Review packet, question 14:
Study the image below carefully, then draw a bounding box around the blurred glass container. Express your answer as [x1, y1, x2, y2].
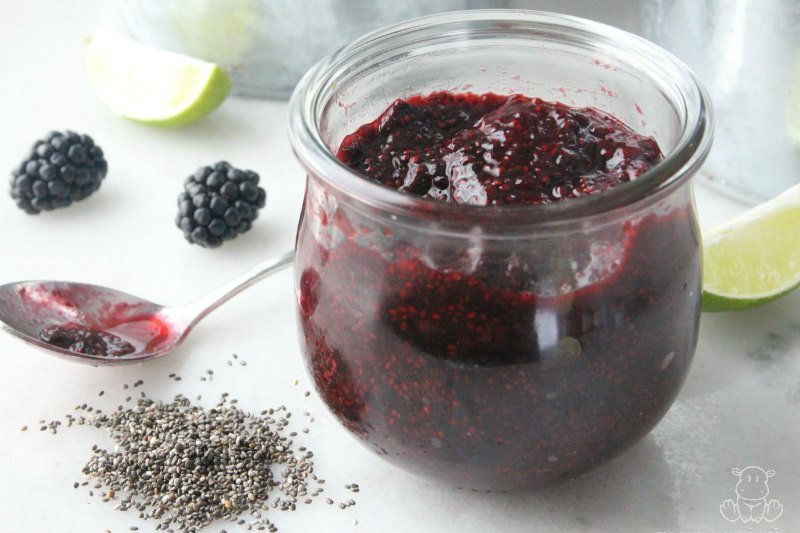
[642, 0, 800, 202]
[506, 0, 643, 33]
[117, 0, 498, 100]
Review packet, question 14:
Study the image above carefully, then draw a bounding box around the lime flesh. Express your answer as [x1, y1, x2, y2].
[86, 28, 231, 127]
[702, 183, 800, 311]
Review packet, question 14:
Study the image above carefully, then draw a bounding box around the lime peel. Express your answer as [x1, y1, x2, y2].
[85, 28, 231, 127]
[702, 183, 800, 312]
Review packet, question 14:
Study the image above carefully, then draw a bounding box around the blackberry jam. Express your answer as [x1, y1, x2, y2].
[337, 92, 662, 206]
[38, 324, 135, 357]
[289, 10, 713, 490]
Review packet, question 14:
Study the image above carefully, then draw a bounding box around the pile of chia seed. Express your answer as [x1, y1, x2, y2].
[33, 373, 359, 532]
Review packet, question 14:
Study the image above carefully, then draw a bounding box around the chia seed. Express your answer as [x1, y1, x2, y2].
[33, 370, 360, 531]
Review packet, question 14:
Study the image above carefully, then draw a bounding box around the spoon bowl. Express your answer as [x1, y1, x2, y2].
[0, 281, 175, 365]
[0, 250, 293, 365]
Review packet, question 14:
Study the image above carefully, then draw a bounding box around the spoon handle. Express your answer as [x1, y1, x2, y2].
[179, 250, 294, 328]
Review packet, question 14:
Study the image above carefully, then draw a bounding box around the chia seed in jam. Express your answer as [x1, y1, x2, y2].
[295, 92, 701, 489]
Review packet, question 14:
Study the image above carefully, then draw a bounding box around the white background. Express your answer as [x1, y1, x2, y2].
[1, 2, 799, 532]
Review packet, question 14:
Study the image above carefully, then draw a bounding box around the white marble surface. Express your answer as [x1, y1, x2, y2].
[1, 2, 799, 532]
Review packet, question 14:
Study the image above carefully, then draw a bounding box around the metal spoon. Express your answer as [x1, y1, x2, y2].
[0, 250, 294, 366]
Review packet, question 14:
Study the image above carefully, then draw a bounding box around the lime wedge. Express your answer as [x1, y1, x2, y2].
[702, 183, 800, 311]
[85, 28, 231, 127]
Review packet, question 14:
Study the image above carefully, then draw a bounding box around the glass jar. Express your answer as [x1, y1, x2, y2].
[288, 10, 713, 490]
[116, 0, 497, 99]
[642, 0, 800, 203]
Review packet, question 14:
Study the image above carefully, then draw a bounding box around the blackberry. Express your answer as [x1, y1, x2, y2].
[177, 161, 266, 248]
[9, 130, 108, 214]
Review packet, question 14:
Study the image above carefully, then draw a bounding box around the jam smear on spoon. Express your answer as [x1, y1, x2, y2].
[38, 324, 136, 357]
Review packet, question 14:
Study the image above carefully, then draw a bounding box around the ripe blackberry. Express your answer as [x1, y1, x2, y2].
[177, 161, 267, 248]
[9, 130, 108, 214]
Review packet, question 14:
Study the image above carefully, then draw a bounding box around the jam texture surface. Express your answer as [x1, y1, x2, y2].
[337, 92, 662, 205]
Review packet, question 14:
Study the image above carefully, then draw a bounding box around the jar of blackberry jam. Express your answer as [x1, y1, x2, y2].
[288, 10, 713, 490]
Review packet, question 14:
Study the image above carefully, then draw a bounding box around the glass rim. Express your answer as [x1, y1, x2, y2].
[288, 9, 714, 227]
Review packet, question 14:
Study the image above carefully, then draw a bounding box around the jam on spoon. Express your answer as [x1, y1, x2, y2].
[38, 324, 136, 357]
